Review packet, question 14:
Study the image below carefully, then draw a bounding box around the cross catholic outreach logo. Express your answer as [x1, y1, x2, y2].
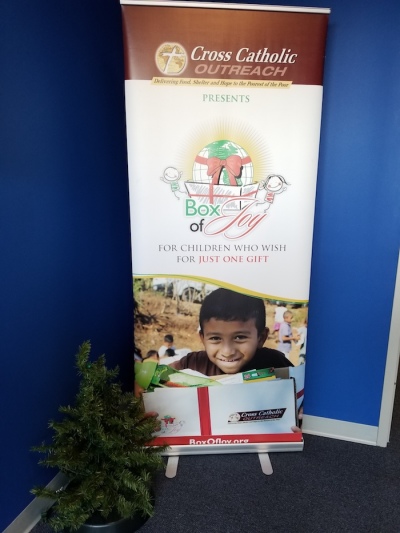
[155, 42, 188, 75]
[155, 40, 297, 78]
[228, 408, 287, 423]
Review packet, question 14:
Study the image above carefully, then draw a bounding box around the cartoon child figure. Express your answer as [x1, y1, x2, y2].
[251, 174, 289, 214]
[160, 167, 187, 199]
[257, 174, 288, 202]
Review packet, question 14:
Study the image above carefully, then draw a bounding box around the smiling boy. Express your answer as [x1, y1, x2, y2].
[170, 288, 292, 376]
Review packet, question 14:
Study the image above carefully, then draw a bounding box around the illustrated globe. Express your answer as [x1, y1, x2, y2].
[192, 140, 253, 186]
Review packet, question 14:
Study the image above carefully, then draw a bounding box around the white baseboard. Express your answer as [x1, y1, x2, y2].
[302, 414, 380, 446]
[3, 472, 68, 533]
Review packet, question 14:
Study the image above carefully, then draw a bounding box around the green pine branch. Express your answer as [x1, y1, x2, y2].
[31, 341, 167, 532]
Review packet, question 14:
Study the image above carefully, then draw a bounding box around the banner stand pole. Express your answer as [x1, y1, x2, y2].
[164, 453, 274, 478]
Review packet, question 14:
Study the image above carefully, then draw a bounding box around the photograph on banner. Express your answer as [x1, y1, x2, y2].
[133, 277, 306, 444]
[133, 276, 307, 368]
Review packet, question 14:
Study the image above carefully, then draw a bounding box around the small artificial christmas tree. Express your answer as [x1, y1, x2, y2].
[31, 341, 166, 532]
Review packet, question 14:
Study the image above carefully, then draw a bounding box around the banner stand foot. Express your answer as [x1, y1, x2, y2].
[166, 453, 273, 477]
[165, 456, 179, 478]
[258, 453, 273, 475]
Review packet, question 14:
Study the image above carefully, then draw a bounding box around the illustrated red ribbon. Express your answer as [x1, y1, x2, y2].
[206, 155, 242, 185]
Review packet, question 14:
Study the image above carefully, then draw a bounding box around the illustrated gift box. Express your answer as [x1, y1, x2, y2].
[184, 181, 259, 211]
[143, 378, 301, 447]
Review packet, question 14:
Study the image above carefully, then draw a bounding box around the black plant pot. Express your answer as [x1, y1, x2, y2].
[65, 512, 149, 533]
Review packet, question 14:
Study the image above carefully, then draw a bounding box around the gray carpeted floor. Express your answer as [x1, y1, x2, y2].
[31, 377, 400, 533]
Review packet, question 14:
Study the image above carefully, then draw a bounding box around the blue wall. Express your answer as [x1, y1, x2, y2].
[273, 0, 400, 426]
[1, 0, 399, 529]
[0, 0, 134, 529]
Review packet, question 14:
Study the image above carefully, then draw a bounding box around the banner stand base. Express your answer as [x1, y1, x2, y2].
[258, 453, 274, 475]
[165, 456, 179, 478]
[162, 441, 303, 477]
[165, 452, 275, 478]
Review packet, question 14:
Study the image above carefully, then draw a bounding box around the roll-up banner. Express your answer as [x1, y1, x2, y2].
[121, 1, 329, 454]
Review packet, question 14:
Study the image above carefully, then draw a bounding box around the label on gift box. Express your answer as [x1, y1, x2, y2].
[228, 408, 286, 424]
[209, 379, 296, 435]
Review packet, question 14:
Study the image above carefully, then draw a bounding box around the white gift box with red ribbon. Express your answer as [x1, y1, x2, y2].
[143, 377, 301, 447]
[185, 181, 259, 210]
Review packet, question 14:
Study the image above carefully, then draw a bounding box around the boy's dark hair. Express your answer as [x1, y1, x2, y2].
[199, 288, 266, 335]
[164, 334, 174, 343]
[165, 348, 176, 357]
[143, 350, 159, 360]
